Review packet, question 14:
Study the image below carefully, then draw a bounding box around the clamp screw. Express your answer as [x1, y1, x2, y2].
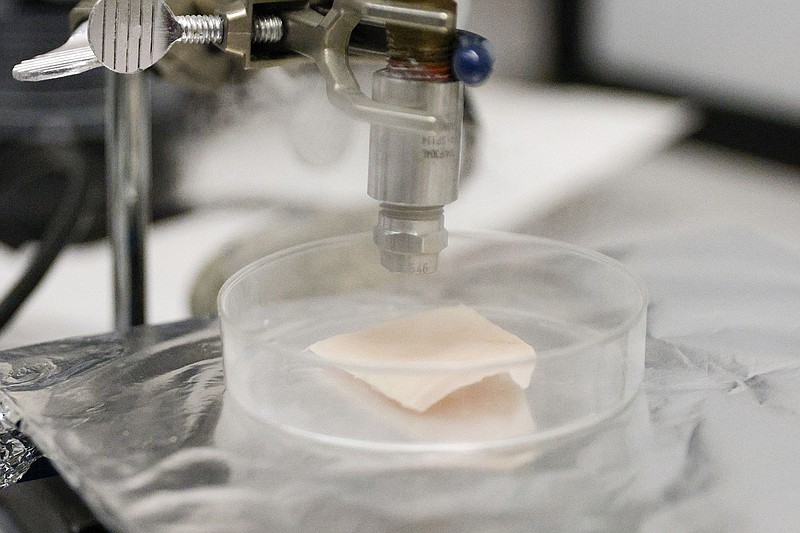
[175, 13, 284, 46]
[175, 15, 225, 45]
[253, 15, 284, 44]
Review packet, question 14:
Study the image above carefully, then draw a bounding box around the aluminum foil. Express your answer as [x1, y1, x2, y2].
[0, 230, 799, 532]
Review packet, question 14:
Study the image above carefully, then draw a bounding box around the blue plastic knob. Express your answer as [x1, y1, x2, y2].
[452, 30, 495, 86]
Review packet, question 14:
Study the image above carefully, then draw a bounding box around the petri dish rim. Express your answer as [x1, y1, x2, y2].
[228, 389, 640, 455]
[218, 230, 648, 372]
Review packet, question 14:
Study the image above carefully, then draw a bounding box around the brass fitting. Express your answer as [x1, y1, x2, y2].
[385, 0, 457, 80]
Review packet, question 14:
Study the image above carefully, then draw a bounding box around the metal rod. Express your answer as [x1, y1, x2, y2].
[105, 71, 151, 330]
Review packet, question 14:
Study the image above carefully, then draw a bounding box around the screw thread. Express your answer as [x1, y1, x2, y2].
[385, 0, 456, 81]
[253, 15, 283, 44]
[176, 15, 224, 45]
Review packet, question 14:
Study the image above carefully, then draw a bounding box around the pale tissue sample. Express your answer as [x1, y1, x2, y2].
[308, 305, 536, 412]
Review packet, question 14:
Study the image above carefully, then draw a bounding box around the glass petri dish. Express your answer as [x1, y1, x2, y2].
[218, 231, 647, 453]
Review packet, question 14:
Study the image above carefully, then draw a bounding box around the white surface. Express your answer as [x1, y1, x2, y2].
[447, 81, 694, 229]
[524, 142, 800, 255]
[0, 81, 693, 349]
[585, 0, 800, 122]
[178, 76, 695, 229]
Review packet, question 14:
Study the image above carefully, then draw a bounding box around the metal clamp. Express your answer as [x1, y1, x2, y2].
[284, 0, 457, 132]
[13, 0, 457, 132]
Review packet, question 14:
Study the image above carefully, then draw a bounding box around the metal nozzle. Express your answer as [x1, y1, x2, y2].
[368, 71, 463, 274]
[374, 205, 447, 273]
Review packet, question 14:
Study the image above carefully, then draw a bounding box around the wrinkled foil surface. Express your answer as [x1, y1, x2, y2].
[1, 231, 799, 532]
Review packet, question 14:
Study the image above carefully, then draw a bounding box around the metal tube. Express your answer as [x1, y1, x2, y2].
[105, 71, 151, 330]
[368, 71, 463, 273]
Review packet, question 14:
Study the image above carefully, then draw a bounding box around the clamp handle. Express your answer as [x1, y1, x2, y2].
[13, 0, 221, 81]
[12, 21, 100, 82]
[86, 0, 182, 74]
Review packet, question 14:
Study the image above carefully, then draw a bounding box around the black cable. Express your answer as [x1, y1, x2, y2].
[0, 148, 90, 331]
